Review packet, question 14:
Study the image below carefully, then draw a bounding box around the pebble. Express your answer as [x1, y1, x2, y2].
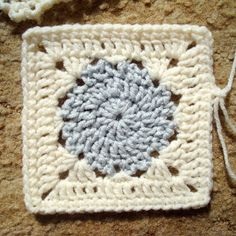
[144, 0, 151, 5]
[99, 3, 109, 10]
[117, 0, 128, 9]
[164, 5, 174, 16]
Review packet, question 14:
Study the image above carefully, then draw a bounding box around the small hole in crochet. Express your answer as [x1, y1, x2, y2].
[152, 80, 159, 87]
[131, 187, 135, 193]
[168, 58, 178, 69]
[41, 95, 49, 100]
[95, 170, 106, 178]
[59, 170, 69, 180]
[131, 60, 144, 69]
[82, 187, 86, 193]
[168, 166, 179, 176]
[114, 165, 121, 173]
[101, 42, 105, 49]
[41, 84, 50, 89]
[38, 44, 46, 53]
[187, 139, 193, 143]
[171, 93, 181, 105]
[76, 78, 85, 86]
[58, 95, 67, 107]
[188, 84, 197, 89]
[55, 61, 65, 71]
[151, 44, 156, 51]
[187, 184, 197, 192]
[72, 187, 76, 194]
[150, 150, 159, 158]
[113, 64, 118, 70]
[41, 189, 52, 200]
[90, 58, 99, 65]
[78, 153, 84, 160]
[93, 186, 97, 193]
[30, 5, 36, 10]
[140, 44, 145, 50]
[41, 133, 49, 137]
[168, 130, 178, 143]
[58, 130, 66, 147]
[187, 41, 197, 50]
[132, 170, 146, 177]
[63, 118, 70, 122]
[115, 113, 122, 121]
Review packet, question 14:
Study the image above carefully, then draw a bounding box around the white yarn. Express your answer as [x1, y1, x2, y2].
[213, 51, 236, 183]
[0, 0, 71, 22]
[21, 24, 214, 214]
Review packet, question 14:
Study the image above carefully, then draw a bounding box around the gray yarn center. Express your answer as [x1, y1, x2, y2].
[60, 59, 176, 175]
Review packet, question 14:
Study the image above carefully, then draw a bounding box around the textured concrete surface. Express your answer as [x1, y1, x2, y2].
[0, 0, 236, 235]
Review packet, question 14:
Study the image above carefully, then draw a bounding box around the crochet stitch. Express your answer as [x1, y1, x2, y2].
[0, 0, 70, 22]
[60, 59, 176, 175]
[21, 24, 215, 214]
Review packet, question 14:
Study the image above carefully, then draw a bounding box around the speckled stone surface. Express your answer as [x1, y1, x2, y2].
[0, 0, 236, 235]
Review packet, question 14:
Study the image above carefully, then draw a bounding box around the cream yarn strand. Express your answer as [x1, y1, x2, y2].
[214, 51, 236, 183]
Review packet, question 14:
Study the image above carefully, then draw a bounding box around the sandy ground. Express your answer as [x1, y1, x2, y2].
[0, 0, 236, 235]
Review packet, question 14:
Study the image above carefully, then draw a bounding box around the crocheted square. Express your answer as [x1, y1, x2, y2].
[22, 24, 214, 214]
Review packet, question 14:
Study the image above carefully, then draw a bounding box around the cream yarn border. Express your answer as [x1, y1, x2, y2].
[21, 24, 215, 213]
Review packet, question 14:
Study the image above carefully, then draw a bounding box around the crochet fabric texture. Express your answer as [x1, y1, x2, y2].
[60, 59, 176, 176]
[21, 24, 214, 214]
[0, 0, 70, 22]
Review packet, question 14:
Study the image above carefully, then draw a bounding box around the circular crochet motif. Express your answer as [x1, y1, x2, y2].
[60, 59, 176, 175]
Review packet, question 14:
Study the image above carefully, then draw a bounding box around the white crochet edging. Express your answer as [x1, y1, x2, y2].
[21, 24, 214, 214]
[0, 0, 71, 22]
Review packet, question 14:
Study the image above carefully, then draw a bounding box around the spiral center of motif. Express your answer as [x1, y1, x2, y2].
[60, 59, 176, 176]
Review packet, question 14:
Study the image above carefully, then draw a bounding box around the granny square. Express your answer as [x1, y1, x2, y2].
[21, 24, 215, 214]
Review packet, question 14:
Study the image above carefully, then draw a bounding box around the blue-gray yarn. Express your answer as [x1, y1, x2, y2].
[60, 59, 176, 175]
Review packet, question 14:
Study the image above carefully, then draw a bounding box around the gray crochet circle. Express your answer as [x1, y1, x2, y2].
[60, 59, 176, 175]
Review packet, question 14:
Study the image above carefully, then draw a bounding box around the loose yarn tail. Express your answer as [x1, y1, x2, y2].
[214, 51, 236, 184]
